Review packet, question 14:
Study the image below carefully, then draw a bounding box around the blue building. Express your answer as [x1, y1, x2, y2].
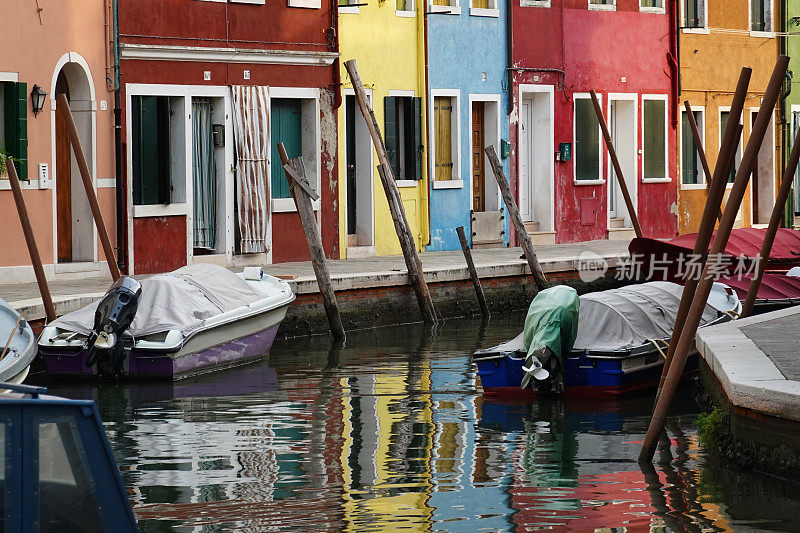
[426, 0, 511, 251]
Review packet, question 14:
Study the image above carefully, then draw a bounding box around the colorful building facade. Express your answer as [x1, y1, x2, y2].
[678, 0, 781, 234]
[425, 0, 511, 250]
[0, 0, 117, 284]
[118, 0, 340, 274]
[510, 0, 678, 245]
[785, 1, 800, 225]
[337, 0, 429, 258]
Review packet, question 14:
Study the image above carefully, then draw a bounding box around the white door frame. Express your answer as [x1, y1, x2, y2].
[606, 93, 638, 227]
[342, 88, 375, 248]
[468, 93, 502, 212]
[517, 83, 555, 231]
[748, 107, 776, 226]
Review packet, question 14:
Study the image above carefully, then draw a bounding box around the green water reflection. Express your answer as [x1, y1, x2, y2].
[45, 314, 800, 532]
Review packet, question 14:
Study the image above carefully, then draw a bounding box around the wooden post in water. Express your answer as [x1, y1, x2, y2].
[456, 226, 490, 317]
[56, 94, 121, 281]
[6, 158, 56, 322]
[484, 145, 548, 292]
[344, 59, 437, 324]
[684, 101, 723, 224]
[277, 143, 345, 341]
[741, 128, 800, 317]
[640, 57, 787, 463]
[655, 68, 752, 397]
[590, 90, 642, 239]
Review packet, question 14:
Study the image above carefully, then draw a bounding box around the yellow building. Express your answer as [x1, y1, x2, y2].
[678, 0, 781, 234]
[337, 0, 429, 257]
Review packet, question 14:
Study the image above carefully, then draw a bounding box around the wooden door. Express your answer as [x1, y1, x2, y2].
[56, 96, 72, 262]
[472, 102, 485, 212]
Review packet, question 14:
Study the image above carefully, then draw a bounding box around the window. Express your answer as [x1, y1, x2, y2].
[681, 108, 705, 185]
[386, 95, 423, 181]
[750, 0, 772, 32]
[574, 97, 601, 182]
[793, 109, 800, 214]
[396, 0, 414, 13]
[683, 0, 706, 29]
[520, 0, 549, 6]
[269, 91, 320, 210]
[470, 0, 498, 15]
[430, 0, 460, 14]
[720, 111, 742, 184]
[640, 0, 664, 12]
[131, 95, 186, 206]
[340, 0, 361, 12]
[2, 81, 27, 180]
[589, 0, 615, 10]
[643, 98, 667, 181]
[287, 0, 321, 8]
[432, 95, 459, 182]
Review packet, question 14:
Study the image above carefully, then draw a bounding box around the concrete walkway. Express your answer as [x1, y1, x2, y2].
[0, 239, 630, 322]
[696, 305, 800, 422]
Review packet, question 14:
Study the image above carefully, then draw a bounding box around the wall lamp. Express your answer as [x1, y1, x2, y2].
[30, 84, 47, 117]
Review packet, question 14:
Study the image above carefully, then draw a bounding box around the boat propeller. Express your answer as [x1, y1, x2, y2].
[520, 347, 551, 389]
[85, 276, 142, 377]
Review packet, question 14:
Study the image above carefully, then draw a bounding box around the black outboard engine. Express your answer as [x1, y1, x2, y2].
[85, 276, 142, 377]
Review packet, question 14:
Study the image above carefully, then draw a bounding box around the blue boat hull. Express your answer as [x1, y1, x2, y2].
[475, 350, 698, 399]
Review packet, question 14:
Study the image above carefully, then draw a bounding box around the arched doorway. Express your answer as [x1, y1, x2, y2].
[52, 59, 95, 263]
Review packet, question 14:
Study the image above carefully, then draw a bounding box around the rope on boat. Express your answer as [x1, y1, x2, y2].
[648, 338, 670, 360]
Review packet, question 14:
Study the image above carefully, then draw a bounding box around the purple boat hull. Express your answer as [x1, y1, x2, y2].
[40, 321, 281, 380]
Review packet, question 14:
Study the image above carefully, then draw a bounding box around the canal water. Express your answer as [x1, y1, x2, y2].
[46, 313, 800, 532]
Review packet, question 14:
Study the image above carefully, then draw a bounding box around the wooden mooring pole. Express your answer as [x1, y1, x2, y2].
[484, 145, 548, 292]
[640, 57, 788, 463]
[277, 143, 346, 341]
[7, 158, 57, 323]
[344, 59, 437, 324]
[684, 101, 723, 224]
[57, 94, 121, 281]
[741, 126, 800, 317]
[654, 68, 752, 398]
[590, 90, 643, 239]
[456, 226, 490, 317]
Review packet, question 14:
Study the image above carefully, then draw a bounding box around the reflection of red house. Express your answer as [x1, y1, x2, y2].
[510, 0, 678, 245]
[117, 0, 339, 274]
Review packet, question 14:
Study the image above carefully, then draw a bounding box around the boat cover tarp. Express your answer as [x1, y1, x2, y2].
[572, 281, 719, 351]
[522, 285, 579, 361]
[718, 272, 800, 301]
[629, 228, 800, 266]
[51, 264, 263, 337]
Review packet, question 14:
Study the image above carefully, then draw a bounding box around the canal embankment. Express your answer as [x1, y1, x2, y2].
[696, 305, 800, 476]
[0, 239, 630, 337]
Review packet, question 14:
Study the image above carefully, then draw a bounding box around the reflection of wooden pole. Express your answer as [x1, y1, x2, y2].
[56, 94, 121, 281]
[484, 145, 548, 292]
[7, 158, 56, 322]
[741, 129, 800, 317]
[277, 143, 345, 342]
[684, 101, 722, 224]
[456, 226, 489, 317]
[640, 56, 788, 463]
[590, 90, 642, 239]
[655, 68, 751, 397]
[344, 59, 437, 324]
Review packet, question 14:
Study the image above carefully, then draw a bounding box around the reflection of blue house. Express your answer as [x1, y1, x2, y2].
[426, 0, 510, 251]
[428, 359, 514, 531]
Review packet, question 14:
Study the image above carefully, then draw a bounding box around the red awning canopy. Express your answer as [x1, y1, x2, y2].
[719, 272, 800, 301]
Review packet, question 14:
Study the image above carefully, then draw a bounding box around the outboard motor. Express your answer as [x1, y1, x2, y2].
[85, 276, 142, 377]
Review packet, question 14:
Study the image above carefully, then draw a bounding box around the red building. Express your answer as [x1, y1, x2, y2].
[117, 0, 339, 274]
[510, 0, 678, 244]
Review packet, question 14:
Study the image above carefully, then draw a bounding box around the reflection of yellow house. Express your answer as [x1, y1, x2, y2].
[337, 0, 429, 257]
[678, 0, 781, 234]
[339, 368, 433, 531]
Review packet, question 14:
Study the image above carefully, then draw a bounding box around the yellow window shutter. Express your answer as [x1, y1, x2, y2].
[434, 97, 453, 181]
[473, 0, 489, 8]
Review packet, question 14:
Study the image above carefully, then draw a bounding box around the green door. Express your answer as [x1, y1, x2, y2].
[270, 99, 302, 199]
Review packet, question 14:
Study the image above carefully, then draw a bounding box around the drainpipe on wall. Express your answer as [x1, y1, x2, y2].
[780, 0, 792, 227]
[112, 0, 127, 273]
[330, 0, 342, 110]
[423, 2, 431, 247]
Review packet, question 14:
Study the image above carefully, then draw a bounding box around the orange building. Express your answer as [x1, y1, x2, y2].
[0, 1, 118, 284]
[678, 0, 782, 234]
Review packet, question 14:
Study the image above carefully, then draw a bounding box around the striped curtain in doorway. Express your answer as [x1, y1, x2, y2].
[192, 98, 217, 250]
[231, 85, 270, 254]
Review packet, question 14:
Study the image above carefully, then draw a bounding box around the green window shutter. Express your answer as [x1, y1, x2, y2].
[384, 96, 398, 179]
[270, 98, 302, 199]
[4, 82, 28, 181]
[413, 97, 422, 180]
